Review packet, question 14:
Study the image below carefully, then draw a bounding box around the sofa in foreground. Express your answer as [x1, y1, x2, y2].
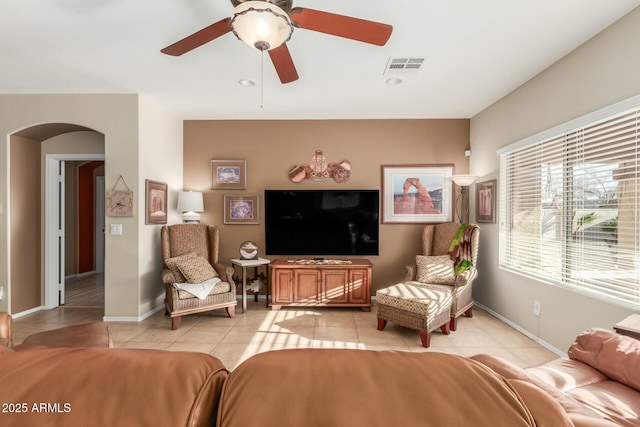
[1, 324, 638, 426]
[472, 327, 640, 427]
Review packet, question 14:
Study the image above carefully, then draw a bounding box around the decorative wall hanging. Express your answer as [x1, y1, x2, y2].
[145, 180, 168, 225]
[381, 164, 454, 224]
[288, 150, 351, 183]
[211, 160, 247, 190]
[476, 179, 496, 223]
[224, 194, 259, 225]
[106, 175, 134, 217]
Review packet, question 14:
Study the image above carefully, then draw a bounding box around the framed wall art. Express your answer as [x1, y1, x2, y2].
[211, 160, 247, 190]
[224, 194, 259, 225]
[106, 175, 134, 217]
[476, 179, 496, 223]
[145, 180, 167, 225]
[381, 164, 454, 224]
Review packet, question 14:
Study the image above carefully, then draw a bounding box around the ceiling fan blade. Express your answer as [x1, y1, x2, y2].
[268, 43, 299, 84]
[161, 17, 232, 56]
[290, 7, 392, 46]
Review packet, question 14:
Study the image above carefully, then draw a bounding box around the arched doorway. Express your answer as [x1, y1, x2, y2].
[9, 123, 105, 314]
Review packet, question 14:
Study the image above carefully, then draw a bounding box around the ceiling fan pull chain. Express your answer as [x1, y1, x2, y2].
[260, 49, 264, 109]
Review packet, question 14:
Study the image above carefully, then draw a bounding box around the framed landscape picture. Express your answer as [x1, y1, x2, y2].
[145, 180, 167, 224]
[224, 194, 259, 225]
[476, 179, 496, 223]
[211, 160, 247, 190]
[381, 164, 454, 224]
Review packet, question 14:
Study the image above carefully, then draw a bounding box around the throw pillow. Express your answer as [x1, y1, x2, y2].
[176, 255, 218, 284]
[416, 255, 456, 285]
[164, 252, 198, 283]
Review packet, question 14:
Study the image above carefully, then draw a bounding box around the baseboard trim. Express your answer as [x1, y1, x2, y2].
[103, 305, 164, 323]
[474, 302, 565, 356]
[12, 306, 45, 319]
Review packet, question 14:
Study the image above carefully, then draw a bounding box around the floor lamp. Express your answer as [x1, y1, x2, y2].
[452, 175, 478, 223]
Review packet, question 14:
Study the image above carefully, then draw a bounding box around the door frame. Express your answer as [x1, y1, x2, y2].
[95, 176, 105, 274]
[44, 154, 105, 309]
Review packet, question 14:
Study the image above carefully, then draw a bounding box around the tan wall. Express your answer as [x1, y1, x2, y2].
[469, 7, 640, 351]
[0, 94, 142, 317]
[184, 119, 470, 292]
[137, 96, 183, 317]
[9, 136, 42, 313]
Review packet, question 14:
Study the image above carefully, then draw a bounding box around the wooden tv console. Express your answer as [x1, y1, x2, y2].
[269, 259, 372, 311]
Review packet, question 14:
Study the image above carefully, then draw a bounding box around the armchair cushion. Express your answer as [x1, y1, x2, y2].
[165, 252, 198, 283]
[177, 255, 219, 284]
[416, 255, 456, 285]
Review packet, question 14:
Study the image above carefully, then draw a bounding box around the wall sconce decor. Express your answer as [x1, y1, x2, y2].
[288, 150, 351, 183]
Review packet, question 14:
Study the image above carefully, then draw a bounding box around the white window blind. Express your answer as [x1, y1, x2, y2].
[499, 102, 639, 309]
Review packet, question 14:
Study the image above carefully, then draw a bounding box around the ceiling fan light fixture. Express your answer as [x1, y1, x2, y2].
[231, 1, 293, 51]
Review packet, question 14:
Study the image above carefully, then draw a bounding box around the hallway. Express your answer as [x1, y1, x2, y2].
[64, 273, 104, 309]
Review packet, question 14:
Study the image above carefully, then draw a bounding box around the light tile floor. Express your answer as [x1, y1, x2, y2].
[11, 300, 560, 370]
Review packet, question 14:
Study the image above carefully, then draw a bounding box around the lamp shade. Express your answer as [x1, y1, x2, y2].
[177, 191, 204, 213]
[452, 174, 478, 187]
[230, 1, 293, 51]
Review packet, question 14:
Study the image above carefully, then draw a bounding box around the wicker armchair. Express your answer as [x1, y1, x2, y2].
[403, 223, 480, 331]
[161, 224, 236, 330]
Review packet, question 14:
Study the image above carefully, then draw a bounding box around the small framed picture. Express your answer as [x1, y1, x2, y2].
[211, 160, 247, 190]
[224, 194, 259, 225]
[145, 180, 167, 224]
[476, 179, 496, 223]
[381, 164, 454, 224]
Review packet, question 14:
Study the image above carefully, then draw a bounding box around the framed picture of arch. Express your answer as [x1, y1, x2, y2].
[475, 179, 496, 223]
[145, 179, 167, 225]
[381, 164, 454, 224]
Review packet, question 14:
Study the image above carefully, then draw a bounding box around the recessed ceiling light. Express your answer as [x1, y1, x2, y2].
[386, 77, 403, 85]
[239, 79, 256, 87]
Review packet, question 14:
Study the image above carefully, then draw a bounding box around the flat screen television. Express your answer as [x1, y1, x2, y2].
[265, 190, 379, 256]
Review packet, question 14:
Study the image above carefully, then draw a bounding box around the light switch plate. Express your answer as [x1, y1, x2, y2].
[110, 224, 123, 235]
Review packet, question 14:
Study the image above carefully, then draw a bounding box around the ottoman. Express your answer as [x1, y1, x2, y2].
[376, 283, 452, 348]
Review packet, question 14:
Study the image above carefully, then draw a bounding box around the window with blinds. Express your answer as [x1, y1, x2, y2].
[499, 100, 639, 309]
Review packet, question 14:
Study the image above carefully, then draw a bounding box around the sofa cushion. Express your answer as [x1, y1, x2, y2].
[165, 252, 198, 283]
[568, 381, 640, 427]
[416, 255, 455, 285]
[0, 347, 228, 426]
[177, 255, 219, 284]
[218, 349, 571, 427]
[526, 357, 608, 392]
[470, 353, 604, 421]
[568, 328, 640, 392]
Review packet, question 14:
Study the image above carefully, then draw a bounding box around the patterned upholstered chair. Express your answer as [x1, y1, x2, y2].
[161, 224, 236, 330]
[402, 223, 480, 331]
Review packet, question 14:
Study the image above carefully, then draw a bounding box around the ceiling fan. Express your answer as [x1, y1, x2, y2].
[161, 0, 393, 84]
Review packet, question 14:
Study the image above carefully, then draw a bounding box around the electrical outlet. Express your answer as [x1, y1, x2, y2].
[533, 300, 541, 317]
[110, 224, 123, 235]
[0, 286, 3, 300]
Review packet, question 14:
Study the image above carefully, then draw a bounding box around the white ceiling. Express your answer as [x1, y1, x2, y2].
[1, 0, 638, 120]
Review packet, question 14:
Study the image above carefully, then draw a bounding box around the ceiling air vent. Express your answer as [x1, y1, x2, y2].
[384, 57, 426, 75]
